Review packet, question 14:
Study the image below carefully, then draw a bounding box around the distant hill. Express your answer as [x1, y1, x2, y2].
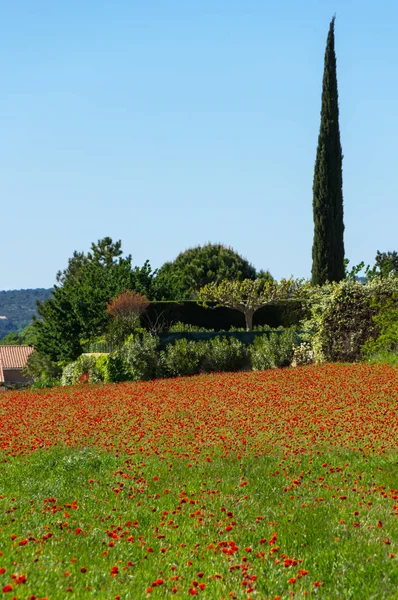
[0, 288, 53, 340]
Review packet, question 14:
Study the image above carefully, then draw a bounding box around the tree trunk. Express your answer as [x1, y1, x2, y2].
[245, 310, 254, 331]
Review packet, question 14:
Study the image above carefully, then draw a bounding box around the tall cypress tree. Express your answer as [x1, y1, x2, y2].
[311, 17, 345, 285]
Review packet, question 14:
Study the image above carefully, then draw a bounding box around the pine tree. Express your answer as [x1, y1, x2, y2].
[311, 17, 345, 285]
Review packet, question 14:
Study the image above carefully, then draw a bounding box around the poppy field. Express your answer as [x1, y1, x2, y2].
[0, 363, 397, 599]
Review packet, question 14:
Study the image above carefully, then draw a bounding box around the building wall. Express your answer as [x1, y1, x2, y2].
[3, 369, 30, 383]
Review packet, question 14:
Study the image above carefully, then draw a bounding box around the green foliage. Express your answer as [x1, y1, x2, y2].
[373, 251, 398, 278]
[0, 323, 37, 346]
[119, 332, 160, 381]
[60, 355, 100, 386]
[250, 328, 297, 370]
[0, 318, 15, 341]
[302, 278, 398, 363]
[143, 299, 305, 332]
[363, 250, 398, 281]
[201, 337, 249, 373]
[199, 277, 304, 331]
[301, 281, 373, 363]
[60, 328, 306, 384]
[152, 244, 258, 300]
[33, 238, 151, 363]
[24, 350, 62, 387]
[169, 321, 213, 332]
[161, 339, 207, 377]
[312, 17, 345, 285]
[105, 353, 126, 383]
[94, 354, 111, 382]
[361, 292, 398, 360]
[364, 351, 398, 366]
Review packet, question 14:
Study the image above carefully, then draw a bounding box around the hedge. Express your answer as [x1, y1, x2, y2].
[141, 299, 306, 331]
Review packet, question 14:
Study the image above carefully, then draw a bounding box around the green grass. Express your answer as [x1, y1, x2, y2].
[0, 447, 397, 599]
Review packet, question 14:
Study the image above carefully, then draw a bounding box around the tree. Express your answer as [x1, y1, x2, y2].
[198, 278, 303, 331]
[0, 323, 37, 346]
[152, 244, 258, 300]
[373, 251, 398, 278]
[33, 238, 152, 362]
[312, 17, 345, 286]
[345, 251, 398, 282]
[106, 291, 150, 345]
[24, 350, 62, 385]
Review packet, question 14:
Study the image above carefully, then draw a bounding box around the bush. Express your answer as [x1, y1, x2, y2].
[105, 353, 126, 383]
[302, 278, 398, 363]
[364, 351, 398, 366]
[201, 337, 250, 373]
[24, 350, 62, 385]
[143, 299, 306, 332]
[120, 332, 160, 381]
[61, 355, 100, 386]
[250, 328, 297, 370]
[106, 291, 150, 345]
[161, 339, 207, 377]
[169, 322, 213, 332]
[361, 300, 398, 361]
[292, 341, 315, 366]
[95, 354, 111, 382]
[61, 362, 76, 386]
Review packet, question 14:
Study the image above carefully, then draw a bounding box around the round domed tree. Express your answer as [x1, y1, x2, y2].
[152, 243, 263, 300]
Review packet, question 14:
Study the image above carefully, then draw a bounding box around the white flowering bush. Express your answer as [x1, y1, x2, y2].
[300, 277, 398, 363]
[292, 341, 315, 366]
[61, 362, 76, 386]
[61, 355, 103, 385]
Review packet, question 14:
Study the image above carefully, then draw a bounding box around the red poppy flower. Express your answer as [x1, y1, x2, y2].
[3, 585, 13, 593]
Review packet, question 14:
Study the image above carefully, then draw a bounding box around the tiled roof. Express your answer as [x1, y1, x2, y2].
[0, 346, 34, 382]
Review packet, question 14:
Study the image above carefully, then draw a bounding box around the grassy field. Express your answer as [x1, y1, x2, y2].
[0, 364, 397, 599]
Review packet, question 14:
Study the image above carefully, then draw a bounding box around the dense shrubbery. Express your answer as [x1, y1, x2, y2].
[61, 355, 100, 386]
[169, 322, 213, 333]
[54, 275, 398, 385]
[161, 339, 207, 377]
[60, 328, 300, 385]
[301, 277, 398, 363]
[251, 327, 298, 370]
[360, 289, 398, 363]
[120, 333, 159, 380]
[202, 337, 250, 373]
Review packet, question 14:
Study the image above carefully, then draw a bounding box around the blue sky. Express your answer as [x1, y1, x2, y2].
[1, 0, 397, 290]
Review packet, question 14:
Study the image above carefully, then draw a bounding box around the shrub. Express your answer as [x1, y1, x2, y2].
[107, 291, 150, 345]
[94, 354, 111, 382]
[24, 350, 62, 385]
[161, 339, 207, 377]
[361, 300, 398, 360]
[105, 353, 126, 383]
[61, 362, 75, 386]
[251, 328, 297, 370]
[365, 351, 398, 366]
[169, 322, 213, 332]
[292, 341, 315, 366]
[120, 332, 160, 381]
[302, 278, 398, 363]
[61, 355, 100, 386]
[201, 337, 250, 373]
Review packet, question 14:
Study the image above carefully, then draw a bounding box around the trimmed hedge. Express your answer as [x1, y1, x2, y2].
[142, 299, 306, 331]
